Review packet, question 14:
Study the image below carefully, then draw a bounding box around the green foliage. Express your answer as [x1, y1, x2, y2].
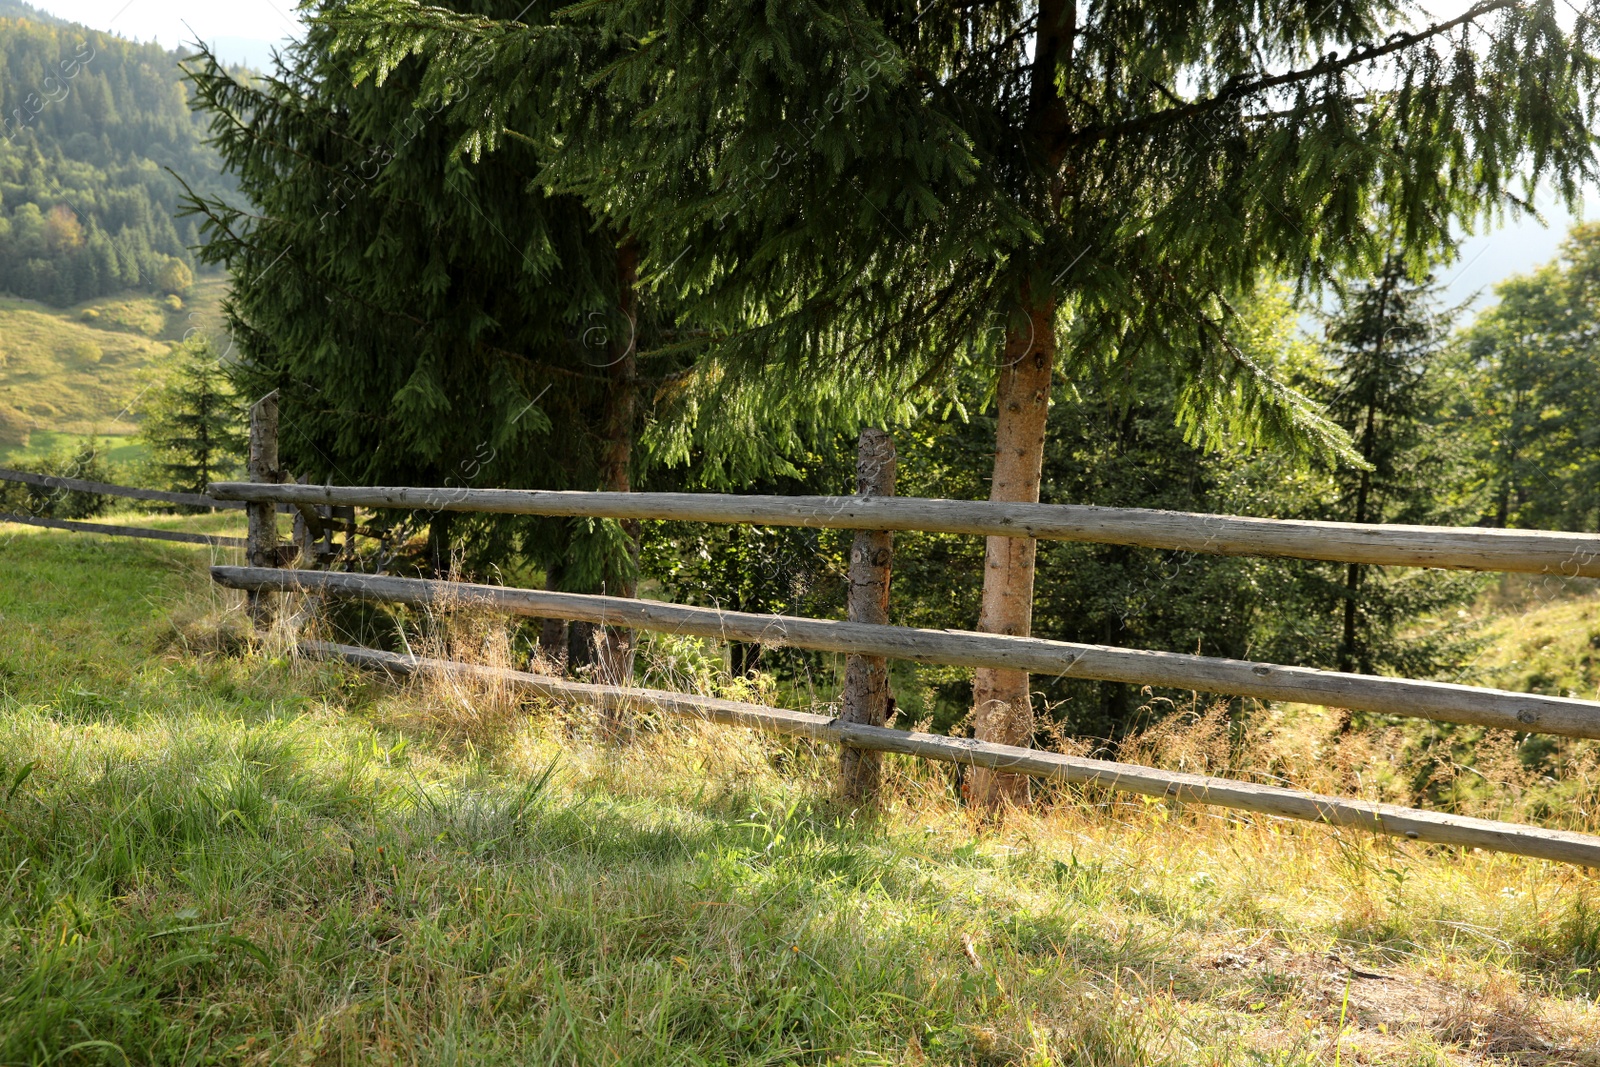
[182, 8, 908, 583]
[642, 285, 1486, 735]
[324, 0, 1600, 463]
[1459, 222, 1600, 532]
[884, 287, 1380, 734]
[1313, 257, 1488, 678]
[179, 13, 653, 581]
[136, 337, 245, 503]
[154, 257, 191, 296]
[0, 13, 234, 305]
[642, 448, 858, 678]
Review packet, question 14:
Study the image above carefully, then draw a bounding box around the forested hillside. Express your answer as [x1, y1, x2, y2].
[0, 7, 235, 305]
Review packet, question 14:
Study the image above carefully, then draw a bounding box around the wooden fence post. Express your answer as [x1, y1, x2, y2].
[839, 427, 897, 801]
[246, 391, 281, 622]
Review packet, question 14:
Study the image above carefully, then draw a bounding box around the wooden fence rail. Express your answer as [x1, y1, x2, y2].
[214, 565, 1600, 740]
[206, 482, 1600, 577]
[303, 640, 1600, 868]
[212, 417, 1600, 869]
[3, 467, 245, 510]
[3, 513, 246, 548]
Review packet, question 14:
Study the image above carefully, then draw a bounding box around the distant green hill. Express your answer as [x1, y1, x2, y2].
[0, 8, 238, 306]
[0, 277, 227, 464]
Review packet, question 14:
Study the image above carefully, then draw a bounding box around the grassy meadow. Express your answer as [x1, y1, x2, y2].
[3, 516, 1600, 1064]
[0, 278, 230, 465]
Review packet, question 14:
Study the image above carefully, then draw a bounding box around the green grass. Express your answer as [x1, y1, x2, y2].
[3, 522, 1600, 1064]
[0, 278, 229, 462]
[1474, 579, 1600, 704]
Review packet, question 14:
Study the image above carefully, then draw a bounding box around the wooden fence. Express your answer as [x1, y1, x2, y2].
[209, 481, 1600, 577]
[0, 466, 247, 548]
[303, 640, 1600, 867]
[206, 416, 1600, 868]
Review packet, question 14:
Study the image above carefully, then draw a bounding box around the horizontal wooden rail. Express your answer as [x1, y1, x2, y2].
[303, 640, 1600, 868]
[205, 482, 1600, 577]
[215, 566, 1600, 739]
[6, 513, 246, 548]
[4, 467, 245, 510]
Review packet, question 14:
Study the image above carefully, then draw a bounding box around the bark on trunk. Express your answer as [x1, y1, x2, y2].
[596, 239, 641, 701]
[568, 620, 597, 674]
[427, 512, 453, 579]
[967, 294, 1057, 808]
[538, 567, 569, 673]
[1339, 431, 1374, 676]
[839, 427, 897, 802]
[730, 642, 761, 677]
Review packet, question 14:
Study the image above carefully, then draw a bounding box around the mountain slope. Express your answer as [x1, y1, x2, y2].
[0, 9, 236, 305]
[0, 276, 227, 460]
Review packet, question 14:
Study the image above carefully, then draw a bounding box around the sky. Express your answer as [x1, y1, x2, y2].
[25, 0, 304, 69]
[19, 0, 1590, 317]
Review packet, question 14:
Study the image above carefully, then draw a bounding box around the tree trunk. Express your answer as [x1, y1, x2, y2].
[568, 620, 597, 674]
[1338, 383, 1380, 680]
[839, 427, 897, 802]
[730, 642, 761, 677]
[961, 0, 1073, 808]
[538, 567, 569, 673]
[427, 512, 452, 579]
[967, 293, 1056, 808]
[596, 239, 640, 698]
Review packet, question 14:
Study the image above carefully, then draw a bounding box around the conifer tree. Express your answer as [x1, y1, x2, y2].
[330, 0, 1599, 802]
[179, 21, 642, 589]
[180, 10, 905, 682]
[1319, 258, 1482, 681]
[138, 337, 246, 505]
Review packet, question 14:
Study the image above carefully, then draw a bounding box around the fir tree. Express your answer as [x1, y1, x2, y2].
[138, 337, 246, 505]
[1319, 258, 1484, 681]
[329, 0, 1600, 803]
[178, 20, 645, 588]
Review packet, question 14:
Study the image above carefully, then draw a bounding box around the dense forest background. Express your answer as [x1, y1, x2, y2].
[0, 3, 236, 304]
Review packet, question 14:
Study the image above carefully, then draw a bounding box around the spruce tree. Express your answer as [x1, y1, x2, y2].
[330, 0, 1599, 802]
[1319, 257, 1483, 682]
[179, 19, 645, 589]
[138, 337, 247, 505]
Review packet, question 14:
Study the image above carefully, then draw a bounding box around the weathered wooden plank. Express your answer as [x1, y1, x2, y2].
[1, 467, 245, 510]
[205, 482, 1600, 577]
[2, 513, 247, 547]
[303, 640, 1600, 867]
[216, 566, 1600, 739]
